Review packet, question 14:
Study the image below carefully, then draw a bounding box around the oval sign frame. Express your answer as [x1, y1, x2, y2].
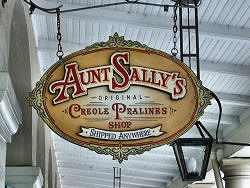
[28, 33, 211, 163]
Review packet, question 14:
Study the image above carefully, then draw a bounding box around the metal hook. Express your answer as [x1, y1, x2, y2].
[29, 1, 36, 15]
[2, 0, 7, 8]
[22, 0, 63, 14]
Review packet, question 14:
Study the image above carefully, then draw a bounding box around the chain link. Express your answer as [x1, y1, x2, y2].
[171, 3, 178, 58]
[56, 9, 64, 64]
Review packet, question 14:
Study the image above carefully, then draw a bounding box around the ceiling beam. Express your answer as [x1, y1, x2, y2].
[37, 38, 250, 77]
[61, 180, 162, 188]
[239, 107, 250, 124]
[59, 166, 173, 182]
[194, 62, 250, 78]
[53, 141, 198, 169]
[53, 141, 204, 157]
[223, 116, 250, 157]
[37, 39, 83, 53]
[55, 150, 177, 167]
[200, 112, 238, 127]
[55, 150, 177, 166]
[54, 144, 176, 159]
[55, 154, 178, 173]
[62, 182, 112, 188]
[54, 140, 177, 154]
[215, 93, 250, 107]
[34, 0, 250, 44]
[56, 159, 179, 177]
[59, 167, 171, 187]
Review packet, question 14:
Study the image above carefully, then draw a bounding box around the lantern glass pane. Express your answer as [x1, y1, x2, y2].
[182, 145, 206, 176]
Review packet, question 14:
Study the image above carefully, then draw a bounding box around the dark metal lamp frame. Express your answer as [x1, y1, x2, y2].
[172, 138, 213, 181]
[171, 90, 250, 182]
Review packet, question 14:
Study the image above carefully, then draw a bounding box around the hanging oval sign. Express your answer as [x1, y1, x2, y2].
[28, 33, 211, 163]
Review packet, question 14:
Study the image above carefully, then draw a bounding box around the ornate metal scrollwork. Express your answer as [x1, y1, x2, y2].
[2, 0, 7, 8]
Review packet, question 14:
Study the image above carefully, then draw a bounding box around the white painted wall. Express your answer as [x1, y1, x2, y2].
[0, 1, 59, 187]
[0, 139, 6, 188]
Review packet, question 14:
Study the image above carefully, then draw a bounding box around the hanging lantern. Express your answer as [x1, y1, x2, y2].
[172, 138, 213, 181]
[172, 0, 201, 5]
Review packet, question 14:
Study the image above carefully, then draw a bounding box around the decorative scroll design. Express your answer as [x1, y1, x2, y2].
[85, 33, 147, 51]
[27, 78, 47, 119]
[87, 143, 152, 163]
[195, 77, 212, 116]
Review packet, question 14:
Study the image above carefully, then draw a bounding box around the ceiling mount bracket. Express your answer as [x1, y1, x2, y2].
[173, 0, 201, 5]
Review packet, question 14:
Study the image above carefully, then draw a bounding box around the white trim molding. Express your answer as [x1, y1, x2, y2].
[0, 72, 22, 143]
[221, 158, 250, 188]
[6, 166, 43, 188]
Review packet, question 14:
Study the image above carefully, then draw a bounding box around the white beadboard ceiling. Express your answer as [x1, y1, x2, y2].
[31, 0, 250, 187]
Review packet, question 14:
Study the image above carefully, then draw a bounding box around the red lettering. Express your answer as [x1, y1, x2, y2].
[49, 52, 188, 105]
[141, 69, 151, 83]
[150, 70, 161, 86]
[103, 108, 109, 114]
[159, 72, 171, 88]
[79, 71, 91, 85]
[162, 107, 167, 114]
[81, 108, 86, 116]
[69, 104, 80, 118]
[127, 108, 132, 115]
[108, 121, 132, 129]
[112, 103, 126, 120]
[111, 52, 130, 91]
[155, 107, 161, 114]
[88, 69, 102, 84]
[102, 67, 111, 82]
[130, 68, 141, 82]
[174, 79, 186, 97]
[49, 62, 86, 104]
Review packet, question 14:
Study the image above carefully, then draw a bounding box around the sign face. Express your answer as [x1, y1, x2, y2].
[28, 33, 211, 163]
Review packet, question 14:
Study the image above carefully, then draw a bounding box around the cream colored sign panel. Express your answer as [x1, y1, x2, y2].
[28, 33, 211, 163]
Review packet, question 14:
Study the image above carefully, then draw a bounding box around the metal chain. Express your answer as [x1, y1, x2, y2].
[56, 9, 64, 64]
[171, 3, 178, 58]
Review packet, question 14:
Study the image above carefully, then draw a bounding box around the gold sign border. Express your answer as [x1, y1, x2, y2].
[28, 33, 212, 163]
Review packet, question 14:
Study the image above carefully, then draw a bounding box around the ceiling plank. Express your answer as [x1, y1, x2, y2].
[37, 38, 250, 77]
[34, 0, 250, 44]
[55, 150, 177, 166]
[195, 62, 250, 78]
[62, 183, 112, 188]
[200, 112, 239, 127]
[61, 181, 113, 188]
[54, 144, 176, 159]
[53, 141, 201, 156]
[55, 154, 178, 171]
[62, 180, 162, 188]
[37, 39, 83, 52]
[59, 167, 171, 187]
[239, 108, 250, 124]
[59, 166, 173, 182]
[56, 159, 179, 177]
[223, 115, 250, 158]
[215, 93, 250, 107]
